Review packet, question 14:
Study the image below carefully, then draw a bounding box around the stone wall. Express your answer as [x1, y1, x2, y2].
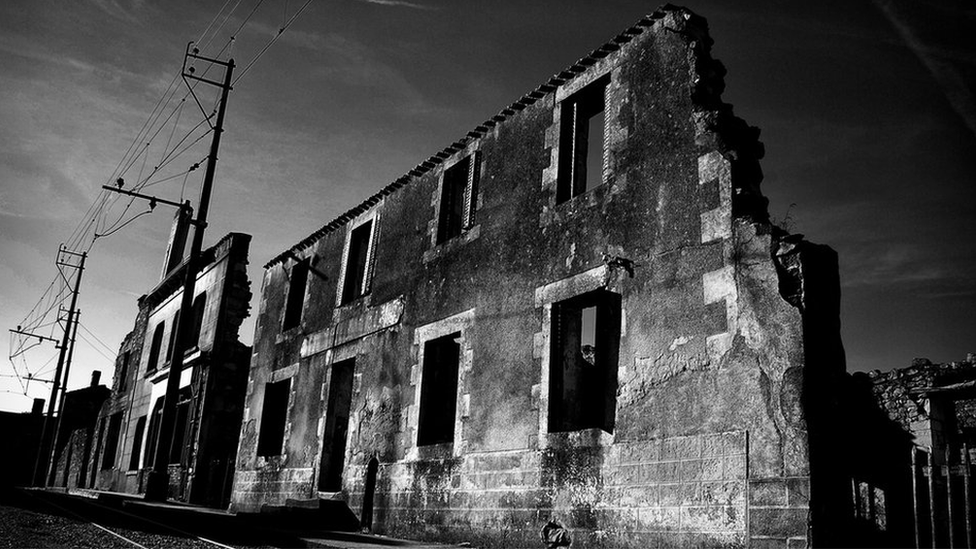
[869, 357, 976, 431]
[341, 432, 749, 548]
[232, 6, 841, 548]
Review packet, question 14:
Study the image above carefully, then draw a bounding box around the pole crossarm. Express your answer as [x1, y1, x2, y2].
[102, 186, 194, 214]
[9, 329, 61, 347]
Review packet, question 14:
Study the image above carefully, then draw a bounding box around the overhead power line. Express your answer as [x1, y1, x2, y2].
[8, 0, 319, 404]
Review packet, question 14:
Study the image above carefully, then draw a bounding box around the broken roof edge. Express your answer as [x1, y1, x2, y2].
[264, 4, 697, 270]
[145, 231, 252, 309]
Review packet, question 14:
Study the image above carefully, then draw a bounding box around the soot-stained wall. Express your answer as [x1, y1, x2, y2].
[231, 6, 845, 548]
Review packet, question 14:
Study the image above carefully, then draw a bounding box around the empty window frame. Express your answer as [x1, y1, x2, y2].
[557, 76, 609, 203]
[437, 153, 480, 244]
[146, 322, 165, 374]
[340, 220, 375, 305]
[548, 289, 620, 433]
[128, 416, 146, 470]
[170, 391, 191, 464]
[187, 292, 207, 349]
[144, 397, 164, 467]
[165, 310, 181, 363]
[257, 379, 291, 457]
[101, 412, 123, 469]
[417, 332, 461, 446]
[117, 351, 131, 393]
[282, 259, 309, 330]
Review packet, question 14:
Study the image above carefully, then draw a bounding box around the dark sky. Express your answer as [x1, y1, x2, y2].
[1, 0, 974, 412]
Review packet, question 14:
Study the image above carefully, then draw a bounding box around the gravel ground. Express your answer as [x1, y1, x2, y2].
[0, 488, 281, 549]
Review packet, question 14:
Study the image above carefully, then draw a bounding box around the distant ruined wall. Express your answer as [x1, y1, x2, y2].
[232, 6, 843, 548]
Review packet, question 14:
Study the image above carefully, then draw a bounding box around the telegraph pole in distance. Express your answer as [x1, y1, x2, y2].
[144, 45, 234, 502]
[29, 247, 86, 487]
[46, 305, 82, 487]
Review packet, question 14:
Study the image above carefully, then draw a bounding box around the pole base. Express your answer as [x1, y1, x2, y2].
[144, 470, 170, 501]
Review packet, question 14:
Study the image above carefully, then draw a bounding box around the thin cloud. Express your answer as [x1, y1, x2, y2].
[873, 0, 976, 140]
[357, 0, 437, 10]
[88, 0, 151, 25]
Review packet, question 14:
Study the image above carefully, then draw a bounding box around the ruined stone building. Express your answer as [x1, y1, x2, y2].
[50, 372, 110, 490]
[231, 6, 850, 548]
[843, 355, 976, 547]
[87, 229, 252, 508]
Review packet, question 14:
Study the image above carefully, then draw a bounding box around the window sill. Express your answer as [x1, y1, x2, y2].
[414, 441, 455, 460]
[422, 224, 481, 264]
[540, 179, 617, 227]
[541, 427, 614, 449]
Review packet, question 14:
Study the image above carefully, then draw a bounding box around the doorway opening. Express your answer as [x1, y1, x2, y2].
[319, 358, 355, 492]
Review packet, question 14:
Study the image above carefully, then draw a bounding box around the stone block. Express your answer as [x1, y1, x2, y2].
[681, 481, 702, 505]
[786, 537, 807, 549]
[701, 434, 725, 458]
[638, 505, 679, 531]
[660, 460, 681, 482]
[639, 462, 659, 484]
[634, 483, 659, 507]
[681, 459, 703, 482]
[701, 480, 744, 505]
[660, 483, 682, 506]
[749, 479, 788, 506]
[749, 508, 809, 538]
[724, 456, 746, 480]
[620, 463, 640, 485]
[680, 504, 744, 533]
[750, 538, 788, 549]
[702, 458, 723, 481]
[786, 477, 809, 507]
[723, 431, 747, 455]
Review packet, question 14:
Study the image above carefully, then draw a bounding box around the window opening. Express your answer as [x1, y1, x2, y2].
[101, 413, 123, 469]
[557, 77, 609, 203]
[170, 390, 191, 464]
[257, 379, 291, 457]
[129, 416, 146, 470]
[853, 479, 887, 532]
[283, 260, 308, 330]
[144, 397, 164, 467]
[165, 310, 181, 363]
[319, 359, 355, 492]
[188, 292, 206, 348]
[117, 351, 130, 392]
[417, 332, 461, 446]
[549, 289, 620, 433]
[437, 154, 479, 243]
[147, 323, 165, 374]
[341, 221, 373, 305]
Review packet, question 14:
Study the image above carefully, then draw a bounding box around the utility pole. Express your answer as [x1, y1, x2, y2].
[46, 306, 81, 487]
[29, 247, 86, 487]
[143, 45, 234, 502]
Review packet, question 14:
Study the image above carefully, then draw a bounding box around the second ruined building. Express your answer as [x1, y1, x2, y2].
[231, 6, 849, 548]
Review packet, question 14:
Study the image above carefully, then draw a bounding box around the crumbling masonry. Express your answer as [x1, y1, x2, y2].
[231, 6, 848, 548]
[90, 232, 252, 508]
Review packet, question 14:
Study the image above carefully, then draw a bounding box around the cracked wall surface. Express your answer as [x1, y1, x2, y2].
[232, 5, 844, 548]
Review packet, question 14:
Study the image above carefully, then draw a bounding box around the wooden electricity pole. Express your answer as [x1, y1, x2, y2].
[143, 45, 234, 502]
[27, 247, 86, 487]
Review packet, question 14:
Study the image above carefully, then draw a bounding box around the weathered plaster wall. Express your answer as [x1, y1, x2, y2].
[233, 6, 840, 548]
